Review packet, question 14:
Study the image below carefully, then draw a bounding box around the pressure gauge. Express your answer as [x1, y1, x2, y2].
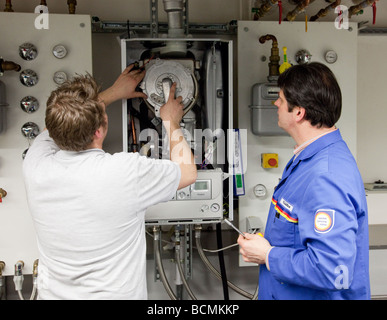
[53, 71, 68, 85]
[324, 50, 338, 64]
[253, 184, 267, 198]
[210, 203, 220, 212]
[52, 44, 68, 59]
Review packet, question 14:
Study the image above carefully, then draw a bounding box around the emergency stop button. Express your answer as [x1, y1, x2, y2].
[261, 153, 278, 168]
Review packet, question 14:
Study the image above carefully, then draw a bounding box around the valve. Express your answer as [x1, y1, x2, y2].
[13, 261, 25, 300]
[0, 58, 21, 76]
[67, 0, 77, 14]
[0, 261, 5, 297]
[4, 0, 13, 12]
[0, 261, 5, 276]
[0, 188, 7, 203]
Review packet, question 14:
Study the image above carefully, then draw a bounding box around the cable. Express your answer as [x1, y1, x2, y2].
[202, 242, 239, 253]
[216, 222, 229, 300]
[194, 225, 254, 300]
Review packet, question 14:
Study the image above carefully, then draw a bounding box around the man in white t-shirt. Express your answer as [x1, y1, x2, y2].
[23, 65, 197, 300]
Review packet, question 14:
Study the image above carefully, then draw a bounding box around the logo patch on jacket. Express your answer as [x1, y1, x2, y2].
[314, 209, 335, 233]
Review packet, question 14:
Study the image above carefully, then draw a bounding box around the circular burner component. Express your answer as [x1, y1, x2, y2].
[140, 59, 197, 116]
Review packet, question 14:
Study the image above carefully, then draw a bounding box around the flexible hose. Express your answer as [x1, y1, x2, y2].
[175, 249, 197, 300]
[195, 227, 254, 300]
[17, 290, 25, 300]
[252, 285, 259, 300]
[30, 284, 37, 300]
[154, 228, 177, 300]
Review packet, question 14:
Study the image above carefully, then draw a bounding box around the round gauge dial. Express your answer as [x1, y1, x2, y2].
[53, 71, 68, 85]
[253, 184, 267, 198]
[210, 203, 220, 212]
[325, 50, 338, 64]
[52, 44, 68, 59]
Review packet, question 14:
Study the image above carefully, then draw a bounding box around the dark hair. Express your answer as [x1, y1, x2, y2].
[277, 62, 342, 128]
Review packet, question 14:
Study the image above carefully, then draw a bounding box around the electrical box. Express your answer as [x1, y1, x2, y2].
[145, 169, 225, 225]
[121, 38, 234, 225]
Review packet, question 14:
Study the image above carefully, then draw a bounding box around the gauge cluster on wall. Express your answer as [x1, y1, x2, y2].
[0, 12, 93, 277]
[15, 42, 71, 157]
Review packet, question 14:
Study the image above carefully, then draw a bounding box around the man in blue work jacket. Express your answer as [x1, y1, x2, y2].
[238, 62, 370, 300]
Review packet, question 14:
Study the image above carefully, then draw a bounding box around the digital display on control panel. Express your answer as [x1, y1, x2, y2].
[194, 181, 208, 191]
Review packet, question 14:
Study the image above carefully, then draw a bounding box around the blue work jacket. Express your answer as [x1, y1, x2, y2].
[259, 129, 370, 300]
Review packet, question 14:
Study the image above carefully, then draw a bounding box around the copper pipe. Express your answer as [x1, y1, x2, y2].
[310, 0, 341, 21]
[0, 58, 21, 74]
[254, 0, 279, 20]
[67, 0, 76, 14]
[0, 188, 7, 201]
[259, 34, 280, 80]
[4, 0, 13, 12]
[284, 0, 312, 21]
[348, 0, 376, 18]
[0, 261, 5, 276]
[131, 115, 138, 152]
[40, 0, 47, 5]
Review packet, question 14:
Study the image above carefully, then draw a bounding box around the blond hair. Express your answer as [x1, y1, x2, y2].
[45, 74, 106, 151]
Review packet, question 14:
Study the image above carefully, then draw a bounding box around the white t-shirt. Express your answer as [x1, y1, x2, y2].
[23, 130, 180, 300]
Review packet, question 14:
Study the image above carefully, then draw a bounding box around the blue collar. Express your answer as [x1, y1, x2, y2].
[297, 129, 343, 161]
[283, 129, 343, 178]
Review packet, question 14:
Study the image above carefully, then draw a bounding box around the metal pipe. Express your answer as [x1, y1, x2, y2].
[0, 261, 5, 300]
[348, 0, 377, 18]
[30, 259, 39, 300]
[13, 261, 25, 300]
[4, 0, 13, 12]
[67, 0, 76, 14]
[254, 0, 279, 20]
[310, 0, 341, 21]
[175, 229, 197, 300]
[259, 34, 280, 81]
[0, 58, 21, 75]
[153, 226, 177, 300]
[163, 0, 184, 37]
[284, 0, 312, 21]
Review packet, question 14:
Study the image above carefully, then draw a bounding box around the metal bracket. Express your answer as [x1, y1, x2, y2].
[150, 0, 159, 38]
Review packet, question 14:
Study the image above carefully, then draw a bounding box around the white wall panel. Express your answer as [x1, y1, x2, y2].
[237, 21, 358, 266]
[0, 12, 92, 276]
